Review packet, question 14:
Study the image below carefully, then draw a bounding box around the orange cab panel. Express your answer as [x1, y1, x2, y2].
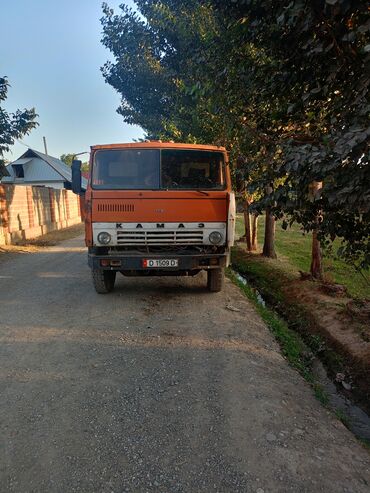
[91, 196, 227, 223]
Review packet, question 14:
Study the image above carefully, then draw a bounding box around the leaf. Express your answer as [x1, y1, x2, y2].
[277, 13, 285, 25]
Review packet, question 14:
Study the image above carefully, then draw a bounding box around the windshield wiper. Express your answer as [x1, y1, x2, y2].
[194, 189, 209, 196]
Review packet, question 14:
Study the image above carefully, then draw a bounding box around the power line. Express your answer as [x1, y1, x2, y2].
[16, 138, 32, 149]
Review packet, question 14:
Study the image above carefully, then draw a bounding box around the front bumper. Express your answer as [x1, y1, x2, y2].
[88, 252, 228, 271]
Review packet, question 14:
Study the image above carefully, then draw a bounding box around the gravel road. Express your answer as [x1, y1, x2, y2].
[1, 235, 370, 492]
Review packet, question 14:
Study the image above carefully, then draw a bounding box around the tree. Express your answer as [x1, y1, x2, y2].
[100, 1, 221, 143]
[60, 153, 89, 173]
[100, 1, 283, 258]
[60, 153, 75, 167]
[0, 77, 38, 177]
[310, 181, 323, 280]
[101, 0, 370, 271]
[210, 0, 369, 270]
[262, 183, 277, 259]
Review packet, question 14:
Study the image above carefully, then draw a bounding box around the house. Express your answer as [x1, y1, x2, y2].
[2, 148, 87, 190]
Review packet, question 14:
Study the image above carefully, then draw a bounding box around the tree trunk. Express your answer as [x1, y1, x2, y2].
[251, 214, 258, 251]
[310, 229, 323, 279]
[243, 202, 252, 251]
[310, 181, 323, 280]
[262, 207, 277, 258]
[262, 184, 277, 258]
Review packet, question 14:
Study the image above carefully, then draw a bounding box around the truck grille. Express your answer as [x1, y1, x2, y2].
[116, 229, 204, 245]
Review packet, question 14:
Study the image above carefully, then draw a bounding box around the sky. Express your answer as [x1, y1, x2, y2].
[1, 0, 144, 162]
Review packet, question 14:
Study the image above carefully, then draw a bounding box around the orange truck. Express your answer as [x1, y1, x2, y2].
[72, 142, 235, 293]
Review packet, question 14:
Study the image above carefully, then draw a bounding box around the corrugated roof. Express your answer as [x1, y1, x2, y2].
[23, 158, 65, 182]
[6, 149, 87, 189]
[9, 158, 33, 166]
[25, 149, 72, 180]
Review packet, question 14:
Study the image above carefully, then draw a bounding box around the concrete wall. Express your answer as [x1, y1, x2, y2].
[0, 184, 82, 244]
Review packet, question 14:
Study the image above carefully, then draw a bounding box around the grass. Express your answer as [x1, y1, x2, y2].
[230, 246, 347, 379]
[360, 438, 370, 451]
[236, 214, 370, 299]
[313, 383, 330, 407]
[227, 265, 370, 448]
[334, 409, 351, 427]
[227, 268, 314, 382]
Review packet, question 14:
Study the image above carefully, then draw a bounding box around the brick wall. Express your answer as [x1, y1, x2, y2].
[0, 184, 83, 244]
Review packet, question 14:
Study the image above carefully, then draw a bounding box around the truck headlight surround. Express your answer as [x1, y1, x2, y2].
[209, 231, 223, 245]
[97, 231, 111, 245]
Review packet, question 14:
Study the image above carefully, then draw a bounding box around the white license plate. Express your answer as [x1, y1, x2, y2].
[143, 259, 179, 268]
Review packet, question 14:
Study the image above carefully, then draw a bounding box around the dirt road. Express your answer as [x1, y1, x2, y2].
[1, 236, 369, 492]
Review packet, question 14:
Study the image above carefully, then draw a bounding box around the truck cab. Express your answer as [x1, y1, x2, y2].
[73, 142, 235, 293]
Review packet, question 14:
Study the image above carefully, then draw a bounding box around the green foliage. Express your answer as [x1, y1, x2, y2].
[101, 1, 216, 142]
[100, 1, 370, 268]
[60, 153, 75, 166]
[60, 153, 89, 173]
[313, 383, 330, 407]
[212, 0, 370, 269]
[0, 77, 38, 177]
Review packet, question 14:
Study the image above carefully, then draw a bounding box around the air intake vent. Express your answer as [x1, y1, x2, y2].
[97, 202, 135, 213]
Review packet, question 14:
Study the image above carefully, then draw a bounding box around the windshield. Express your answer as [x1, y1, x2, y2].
[92, 149, 160, 190]
[92, 149, 225, 190]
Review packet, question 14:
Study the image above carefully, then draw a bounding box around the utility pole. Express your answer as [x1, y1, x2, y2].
[43, 136, 48, 155]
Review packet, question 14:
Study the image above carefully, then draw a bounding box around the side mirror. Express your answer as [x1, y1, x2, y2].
[72, 159, 82, 194]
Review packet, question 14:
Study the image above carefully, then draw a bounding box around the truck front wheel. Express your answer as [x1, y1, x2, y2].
[92, 269, 116, 294]
[207, 268, 224, 292]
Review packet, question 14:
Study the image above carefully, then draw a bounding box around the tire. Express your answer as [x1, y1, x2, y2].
[207, 268, 224, 292]
[92, 268, 116, 294]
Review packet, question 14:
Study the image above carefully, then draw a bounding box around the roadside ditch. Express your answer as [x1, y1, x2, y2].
[228, 246, 370, 447]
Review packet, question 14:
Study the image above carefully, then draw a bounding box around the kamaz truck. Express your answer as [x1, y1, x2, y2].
[72, 142, 235, 293]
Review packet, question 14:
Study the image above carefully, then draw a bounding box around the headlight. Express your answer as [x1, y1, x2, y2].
[97, 232, 111, 245]
[209, 231, 223, 244]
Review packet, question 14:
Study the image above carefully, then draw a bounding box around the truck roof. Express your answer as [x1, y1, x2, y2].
[90, 142, 227, 152]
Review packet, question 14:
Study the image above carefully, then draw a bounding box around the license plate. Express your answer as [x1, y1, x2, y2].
[143, 259, 179, 268]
